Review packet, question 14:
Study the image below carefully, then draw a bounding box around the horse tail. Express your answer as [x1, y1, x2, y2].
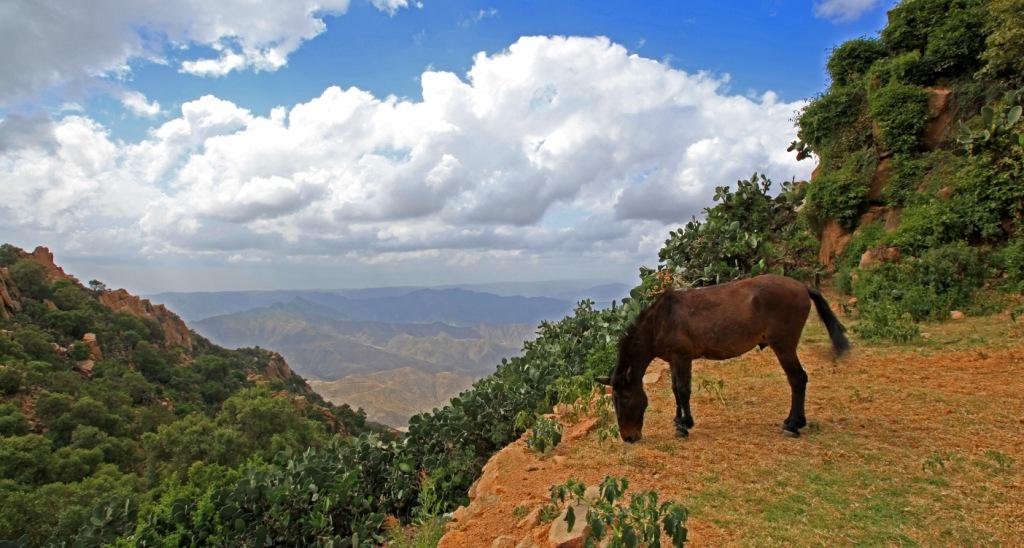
[807, 287, 850, 358]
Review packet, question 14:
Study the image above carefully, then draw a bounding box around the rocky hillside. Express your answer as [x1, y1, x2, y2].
[0, 244, 384, 544]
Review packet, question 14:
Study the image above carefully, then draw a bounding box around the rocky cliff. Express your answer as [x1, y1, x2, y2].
[98, 288, 194, 352]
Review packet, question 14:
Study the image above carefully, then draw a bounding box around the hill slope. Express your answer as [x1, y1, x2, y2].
[440, 316, 1024, 546]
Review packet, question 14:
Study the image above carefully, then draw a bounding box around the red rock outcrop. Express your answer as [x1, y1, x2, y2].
[818, 221, 852, 271]
[924, 87, 954, 150]
[0, 267, 21, 319]
[859, 245, 902, 270]
[82, 333, 102, 360]
[28, 246, 79, 283]
[99, 289, 193, 351]
[869, 157, 893, 202]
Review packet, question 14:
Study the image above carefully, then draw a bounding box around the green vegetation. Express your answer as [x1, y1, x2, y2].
[549, 476, 689, 548]
[526, 416, 563, 455]
[3, 0, 1022, 543]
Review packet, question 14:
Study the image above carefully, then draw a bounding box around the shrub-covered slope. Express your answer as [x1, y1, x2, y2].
[0, 245, 384, 545]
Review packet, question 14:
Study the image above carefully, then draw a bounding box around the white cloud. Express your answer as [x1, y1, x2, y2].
[460, 8, 499, 27]
[0, 0, 415, 104]
[1, 36, 810, 275]
[372, 0, 415, 16]
[120, 91, 162, 117]
[813, 0, 881, 22]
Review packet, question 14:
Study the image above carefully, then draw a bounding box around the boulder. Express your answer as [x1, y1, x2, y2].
[924, 88, 954, 150]
[859, 246, 901, 270]
[547, 504, 590, 548]
[819, 221, 852, 271]
[82, 333, 102, 360]
[950, 310, 965, 320]
[869, 157, 893, 202]
[29, 246, 78, 283]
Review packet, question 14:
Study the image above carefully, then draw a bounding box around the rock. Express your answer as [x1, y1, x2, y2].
[552, 455, 567, 465]
[937, 186, 954, 200]
[492, 537, 518, 548]
[563, 417, 599, 443]
[99, 289, 193, 351]
[869, 157, 893, 202]
[82, 333, 102, 360]
[451, 505, 469, 523]
[547, 504, 590, 548]
[517, 506, 543, 529]
[75, 359, 94, 377]
[29, 246, 78, 283]
[950, 310, 965, 320]
[526, 464, 541, 472]
[583, 485, 601, 505]
[515, 538, 541, 548]
[883, 207, 903, 232]
[924, 88, 954, 150]
[811, 164, 823, 181]
[847, 297, 858, 306]
[819, 220, 852, 271]
[0, 267, 22, 319]
[859, 246, 901, 270]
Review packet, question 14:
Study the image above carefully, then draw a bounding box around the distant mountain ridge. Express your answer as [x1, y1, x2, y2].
[148, 280, 630, 322]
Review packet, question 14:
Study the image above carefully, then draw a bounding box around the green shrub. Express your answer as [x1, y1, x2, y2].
[9, 260, 49, 301]
[867, 51, 926, 88]
[659, 174, 816, 285]
[797, 84, 871, 166]
[0, 366, 23, 395]
[549, 476, 689, 548]
[853, 243, 987, 322]
[993, 237, 1024, 289]
[980, 0, 1024, 85]
[869, 82, 929, 154]
[828, 38, 888, 86]
[853, 301, 921, 343]
[526, 416, 562, 455]
[805, 149, 875, 231]
[0, 403, 30, 436]
[69, 341, 91, 361]
[882, 0, 988, 82]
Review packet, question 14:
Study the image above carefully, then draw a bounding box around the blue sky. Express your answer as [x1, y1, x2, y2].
[0, 0, 894, 293]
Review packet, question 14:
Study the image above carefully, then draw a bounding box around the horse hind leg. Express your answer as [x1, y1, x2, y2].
[770, 344, 808, 437]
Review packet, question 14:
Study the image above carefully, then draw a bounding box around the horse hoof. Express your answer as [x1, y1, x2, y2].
[782, 429, 800, 438]
[675, 428, 689, 438]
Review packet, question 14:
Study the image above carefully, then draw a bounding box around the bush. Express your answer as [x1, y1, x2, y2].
[805, 149, 875, 231]
[993, 237, 1024, 290]
[526, 416, 562, 455]
[9, 260, 49, 301]
[549, 477, 689, 547]
[0, 367, 23, 395]
[853, 301, 921, 342]
[852, 243, 987, 322]
[867, 51, 926, 88]
[659, 174, 817, 285]
[869, 82, 930, 154]
[828, 38, 888, 86]
[980, 0, 1024, 85]
[797, 84, 871, 166]
[882, 0, 988, 82]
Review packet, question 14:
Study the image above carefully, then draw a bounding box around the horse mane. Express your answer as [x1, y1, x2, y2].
[613, 290, 674, 386]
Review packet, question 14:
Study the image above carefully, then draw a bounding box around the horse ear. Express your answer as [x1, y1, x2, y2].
[595, 376, 611, 386]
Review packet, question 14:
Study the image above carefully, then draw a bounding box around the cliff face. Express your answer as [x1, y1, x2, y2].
[99, 289, 194, 352]
[0, 267, 21, 319]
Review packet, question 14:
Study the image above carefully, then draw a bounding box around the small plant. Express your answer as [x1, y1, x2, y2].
[538, 503, 561, 525]
[923, 450, 963, 473]
[957, 88, 1024, 155]
[593, 394, 619, 443]
[512, 505, 529, 521]
[695, 377, 726, 405]
[526, 416, 563, 455]
[549, 476, 689, 548]
[983, 449, 1015, 472]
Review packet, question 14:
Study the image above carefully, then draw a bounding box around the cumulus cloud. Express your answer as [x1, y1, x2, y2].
[813, 0, 881, 22]
[1, 36, 810, 272]
[120, 91, 162, 117]
[0, 0, 415, 104]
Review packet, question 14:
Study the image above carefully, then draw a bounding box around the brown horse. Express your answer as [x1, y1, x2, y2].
[599, 274, 849, 442]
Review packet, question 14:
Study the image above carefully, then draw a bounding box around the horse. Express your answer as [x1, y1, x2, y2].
[598, 274, 849, 442]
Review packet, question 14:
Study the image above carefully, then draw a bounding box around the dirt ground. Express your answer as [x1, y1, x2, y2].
[439, 313, 1024, 546]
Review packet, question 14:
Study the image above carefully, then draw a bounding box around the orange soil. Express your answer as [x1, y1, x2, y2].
[438, 319, 1024, 547]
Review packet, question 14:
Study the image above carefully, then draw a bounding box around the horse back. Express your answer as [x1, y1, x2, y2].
[660, 275, 811, 359]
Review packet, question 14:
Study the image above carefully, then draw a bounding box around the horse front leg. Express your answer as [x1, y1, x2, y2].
[669, 355, 694, 437]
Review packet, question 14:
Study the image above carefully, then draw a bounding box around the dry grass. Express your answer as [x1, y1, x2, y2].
[440, 312, 1024, 546]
